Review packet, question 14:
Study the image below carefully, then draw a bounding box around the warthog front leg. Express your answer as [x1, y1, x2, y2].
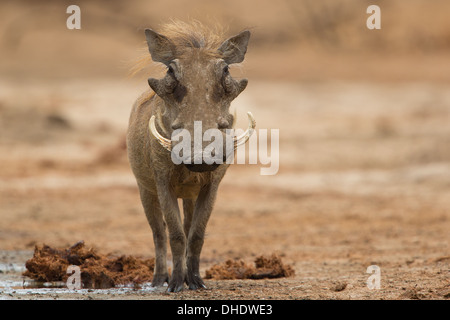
[186, 183, 218, 290]
[138, 185, 169, 287]
[153, 177, 186, 292]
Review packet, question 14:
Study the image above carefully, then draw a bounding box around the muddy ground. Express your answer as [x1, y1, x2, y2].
[0, 0, 449, 300]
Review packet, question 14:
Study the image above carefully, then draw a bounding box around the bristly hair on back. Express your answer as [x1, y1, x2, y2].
[128, 19, 228, 78]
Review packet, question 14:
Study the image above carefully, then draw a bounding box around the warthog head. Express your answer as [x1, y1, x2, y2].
[145, 23, 255, 172]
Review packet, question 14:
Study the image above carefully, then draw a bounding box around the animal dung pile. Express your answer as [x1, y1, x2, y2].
[205, 254, 295, 280]
[23, 241, 154, 289]
[23, 242, 294, 288]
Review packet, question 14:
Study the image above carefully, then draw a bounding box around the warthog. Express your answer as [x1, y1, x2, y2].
[126, 21, 255, 292]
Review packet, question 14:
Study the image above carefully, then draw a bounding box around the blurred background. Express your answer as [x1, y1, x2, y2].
[1, 0, 450, 81]
[0, 0, 449, 299]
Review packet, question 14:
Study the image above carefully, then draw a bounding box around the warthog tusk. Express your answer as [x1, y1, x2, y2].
[233, 112, 256, 149]
[149, 115, 172, 151]
[149, 112, 256, 152]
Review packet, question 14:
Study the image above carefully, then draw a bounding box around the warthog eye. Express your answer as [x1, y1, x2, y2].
[222, 73, 235, 94]
[223, 65, 229, 75]
[163, 65, 178, 94]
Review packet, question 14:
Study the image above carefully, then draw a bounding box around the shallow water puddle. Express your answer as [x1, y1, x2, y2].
[0, 278, 158, 298]
[0, 261, 159, 298]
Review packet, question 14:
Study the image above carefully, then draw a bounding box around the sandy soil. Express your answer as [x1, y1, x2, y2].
[0, 0, 449, 300]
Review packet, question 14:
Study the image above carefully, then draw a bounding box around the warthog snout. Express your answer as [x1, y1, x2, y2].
[170, 118, 235, 171]
[184, 163, 220, 172]
[178, 141, 231, 172]
[149, 112, 256, 171]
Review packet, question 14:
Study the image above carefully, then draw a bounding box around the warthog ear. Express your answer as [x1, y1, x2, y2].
[218, 30, 251, 64]
[145, 29, 176, 66]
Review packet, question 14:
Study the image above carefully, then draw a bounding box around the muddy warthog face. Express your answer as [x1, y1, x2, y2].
[145, 28, 254, 172]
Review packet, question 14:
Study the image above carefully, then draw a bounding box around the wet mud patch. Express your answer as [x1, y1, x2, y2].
[22, 241, 154, 289]
[205, 254, 295, 280]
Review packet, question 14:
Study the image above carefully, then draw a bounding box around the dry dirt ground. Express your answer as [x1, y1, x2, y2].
[0, 79, 449, 300]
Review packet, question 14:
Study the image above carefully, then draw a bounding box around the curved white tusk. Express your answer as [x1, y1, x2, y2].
[149, 115, 172, 151]
[234, 112, 256, 149]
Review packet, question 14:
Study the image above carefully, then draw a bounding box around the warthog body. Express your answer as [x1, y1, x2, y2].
[126, 21, 252, 292]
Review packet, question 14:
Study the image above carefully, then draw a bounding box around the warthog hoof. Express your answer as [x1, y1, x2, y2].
[151, 273, 169, 287]
[187, 273, 207, 290]
[167, 273, 185, 292]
